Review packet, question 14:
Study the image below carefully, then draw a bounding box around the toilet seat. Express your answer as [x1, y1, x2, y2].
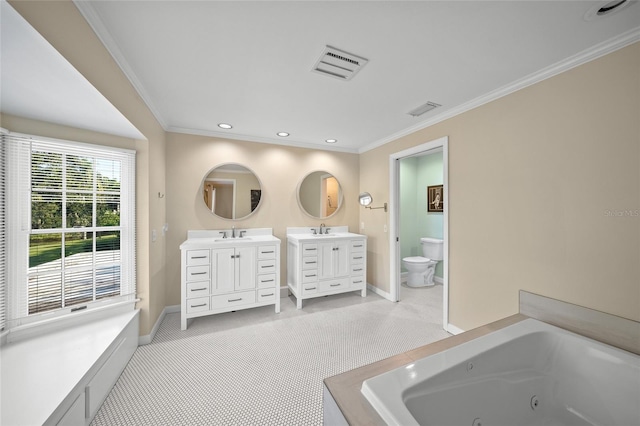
[403, 256, 431, 264]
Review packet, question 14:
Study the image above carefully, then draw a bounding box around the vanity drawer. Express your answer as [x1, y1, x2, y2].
[258, 245, 277, 259]
[302, 244, 318, 255]
[351, 264, 365, 275]
[186, 249, 210, 266]
[351, 252, 365, 265]
[302, 284, 318, 295]
[320, 279, 348, 292]
[211, 290, 256, 310]
[258, 273, 277, 288]
[302, 256, 318, 270]
[350, 276, 365, 288]
[186, 296, 210, 314]
[351, 241, 365, 252]
[257, 287, 277, 302]
[258, 259, 277, 274]
[186, 265, 210, 281]
[302, 270, 318, 283]
[186, 281, 210, 298]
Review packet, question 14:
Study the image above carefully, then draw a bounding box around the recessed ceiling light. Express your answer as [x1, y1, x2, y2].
[277, 132, 290, 137]
[218, 123, 233, 129]
[325, 139, 337, 144]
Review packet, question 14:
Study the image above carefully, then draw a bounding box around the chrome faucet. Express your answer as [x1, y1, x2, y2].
[231, 225, 236, 238]
[239, 230, 246, 238]
[219, 231, 227, 239]
[311, 228, 317, 235]
[319, 223, 326, 234]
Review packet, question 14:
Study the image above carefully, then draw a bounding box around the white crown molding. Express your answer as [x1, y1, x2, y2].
[167, 126, 359, 154]
[359, 27, 640, 154]
[73, 0, 169, 131]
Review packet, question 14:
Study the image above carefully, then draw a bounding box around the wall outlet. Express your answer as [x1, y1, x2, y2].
[361, 221, 365, 230]
[162, 223, 169, 236]
[384, 224, 387, 233]
[152, 229, 157, 242]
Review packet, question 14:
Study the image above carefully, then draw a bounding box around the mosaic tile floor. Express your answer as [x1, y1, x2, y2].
[92, 285, 449, 425]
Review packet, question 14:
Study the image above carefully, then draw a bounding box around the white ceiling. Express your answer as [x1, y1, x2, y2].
[4, 1, 640, 152]
[0, 1, 144, 140]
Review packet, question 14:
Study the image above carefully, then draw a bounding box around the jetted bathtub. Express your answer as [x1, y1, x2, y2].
[361, 319, 640, 425]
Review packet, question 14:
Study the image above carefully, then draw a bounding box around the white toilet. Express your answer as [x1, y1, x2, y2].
[402, 237, 444, 287]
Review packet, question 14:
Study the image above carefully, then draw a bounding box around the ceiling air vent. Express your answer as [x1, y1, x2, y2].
[312, 45, 368, 81]
[407, 101, 441, 117]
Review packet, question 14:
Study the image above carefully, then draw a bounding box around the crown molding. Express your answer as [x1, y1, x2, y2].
[359, 28, 640, 154]
[73, 0, 168, 131]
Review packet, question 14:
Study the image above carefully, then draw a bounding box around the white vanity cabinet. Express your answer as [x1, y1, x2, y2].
[180, 228, 280, 330]
[287, 226, 366, 309]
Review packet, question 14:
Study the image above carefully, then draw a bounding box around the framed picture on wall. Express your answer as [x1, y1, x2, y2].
[427, 185, 443, 212]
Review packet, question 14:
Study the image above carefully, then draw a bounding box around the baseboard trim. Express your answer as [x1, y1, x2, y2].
[445, 323, 465, 335]
[367, 283, 393, 302]
[139, 305, 180, 345]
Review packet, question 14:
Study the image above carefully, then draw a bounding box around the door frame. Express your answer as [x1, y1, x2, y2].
[389, 136, 450, 331]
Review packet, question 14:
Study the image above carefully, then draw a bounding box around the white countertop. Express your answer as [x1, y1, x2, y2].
[286, 226, 366, 243]
[180, 228, 280, 250]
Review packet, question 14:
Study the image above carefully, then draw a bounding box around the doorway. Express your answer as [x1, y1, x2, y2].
[389, 136, 450, 332]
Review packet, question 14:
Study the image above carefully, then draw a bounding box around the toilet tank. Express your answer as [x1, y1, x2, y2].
[420, 237, 443, 261]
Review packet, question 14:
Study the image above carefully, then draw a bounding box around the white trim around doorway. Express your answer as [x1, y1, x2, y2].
[389, 136, 450, 333]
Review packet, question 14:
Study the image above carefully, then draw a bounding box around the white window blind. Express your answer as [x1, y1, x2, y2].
[0, 133, 6, 331]
[3, 133, 136, 328]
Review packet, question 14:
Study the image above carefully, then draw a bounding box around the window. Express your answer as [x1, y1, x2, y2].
[2, 132, 135, 330]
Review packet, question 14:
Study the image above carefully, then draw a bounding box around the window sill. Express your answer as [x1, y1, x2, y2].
[1, 299, 139, 346]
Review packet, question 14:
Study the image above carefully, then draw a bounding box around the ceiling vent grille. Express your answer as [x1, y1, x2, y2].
[407, 101, 441, 117]
[312, 45, 368, 81]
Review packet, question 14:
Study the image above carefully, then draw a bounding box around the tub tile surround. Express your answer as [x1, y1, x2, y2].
[520, 290, 640, 356]
[324, 291, 640, 425]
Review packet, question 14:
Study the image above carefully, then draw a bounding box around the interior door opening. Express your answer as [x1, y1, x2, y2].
[389, 136, 450, 332]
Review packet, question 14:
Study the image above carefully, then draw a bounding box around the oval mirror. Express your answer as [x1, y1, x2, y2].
[297, 170, 343, 219]
[201, 163, 262, 220]
[359, 192, 373, 207]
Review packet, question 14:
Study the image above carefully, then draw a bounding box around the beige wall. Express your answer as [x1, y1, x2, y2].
[165, 133, 360, 306]
[361, 42, 640, 330]
[10, 0, 167, 336]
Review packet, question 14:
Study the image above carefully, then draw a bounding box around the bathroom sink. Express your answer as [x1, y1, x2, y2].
[214, 237, 253, 242]
[313, 233, 336, 237]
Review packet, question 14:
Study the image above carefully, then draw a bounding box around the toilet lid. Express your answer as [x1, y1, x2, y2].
[403, 256, 430, 263]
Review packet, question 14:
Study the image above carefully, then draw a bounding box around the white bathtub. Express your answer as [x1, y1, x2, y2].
[361, 319, 640, 425]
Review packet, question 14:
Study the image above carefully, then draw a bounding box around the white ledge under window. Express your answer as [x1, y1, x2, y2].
[0, 308, 140, 425]
[1, 298, 139, 345]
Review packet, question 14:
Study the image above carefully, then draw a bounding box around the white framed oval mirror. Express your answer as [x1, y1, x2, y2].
[201, 163, 262, 220]
[297, 170, 343, 219]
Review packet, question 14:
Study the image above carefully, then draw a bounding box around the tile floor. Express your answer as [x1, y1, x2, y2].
[92, 285, 449, 425]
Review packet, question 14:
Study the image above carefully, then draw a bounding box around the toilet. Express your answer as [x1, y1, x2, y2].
[402, 237, 444, 287]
